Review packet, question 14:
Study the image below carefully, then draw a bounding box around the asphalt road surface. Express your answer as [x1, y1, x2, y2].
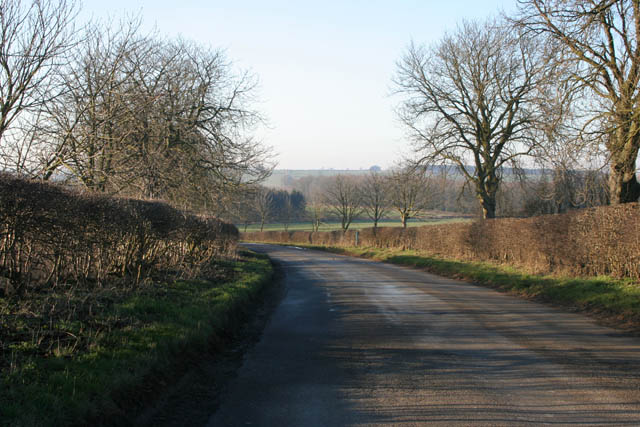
[209, 244, 640, 426]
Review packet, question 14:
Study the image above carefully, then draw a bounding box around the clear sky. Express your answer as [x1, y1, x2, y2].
[81, 1, 516, 170]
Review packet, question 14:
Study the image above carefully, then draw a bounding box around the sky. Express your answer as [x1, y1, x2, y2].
[81, 1, 516, 170]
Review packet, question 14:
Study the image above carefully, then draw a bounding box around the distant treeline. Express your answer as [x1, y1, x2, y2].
[231, 166, 610, 230]
[233, 188, 307, 231]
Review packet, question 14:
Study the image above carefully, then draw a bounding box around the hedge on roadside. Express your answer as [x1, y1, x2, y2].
[0, 173, 238, 297]
[242, 203, 640, 281]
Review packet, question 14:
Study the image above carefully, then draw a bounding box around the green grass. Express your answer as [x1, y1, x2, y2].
[0, 251, 273, 426]
[270, 244, 640, 329]
[240, 216, 471, 233]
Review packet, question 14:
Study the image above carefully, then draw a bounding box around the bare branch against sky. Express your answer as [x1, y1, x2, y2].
[78, 0, 515, 170]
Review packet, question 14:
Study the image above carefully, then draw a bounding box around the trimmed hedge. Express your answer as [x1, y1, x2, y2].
[0, 173, 238, 296]
[242, 203, 640, 281]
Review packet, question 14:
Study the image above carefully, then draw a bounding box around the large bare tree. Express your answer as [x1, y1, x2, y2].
[394, 18, 551, 218]
[0, 0, 78, 166]
[515, 0, 640, 204]
[39, 19, 143, 187]
[28, 19, 273, 212]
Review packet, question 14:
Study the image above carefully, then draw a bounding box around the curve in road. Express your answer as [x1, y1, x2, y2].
[209, 244, 640, 426]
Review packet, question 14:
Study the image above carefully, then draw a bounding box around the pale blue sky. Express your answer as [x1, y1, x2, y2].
[81, 1, 516, 170]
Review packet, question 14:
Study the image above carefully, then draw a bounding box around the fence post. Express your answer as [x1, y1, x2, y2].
[355, 230, 359, 247]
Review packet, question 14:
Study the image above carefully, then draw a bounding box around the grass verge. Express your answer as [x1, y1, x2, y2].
[0, 250, 273, 427]
[258, 243, 640, 332]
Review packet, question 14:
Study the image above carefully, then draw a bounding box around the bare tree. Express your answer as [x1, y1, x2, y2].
[253, 186, 273, 232]
[515, 0, 640, 204]
[324, 175, 362, 232]
[0, 0, 78, 166]
[229, 189, 257, 232]
[361, 170, 389, 229]
[293, 176, 326, 231]
[126, 38, 272, 204]
[24, 18, 273, 212]
[281, 192, 292, 231]
[38, 18, 143, 186]
[307, 185, 325, 232]
[389, 166, 432, 228]
[394, 18, 551, 218]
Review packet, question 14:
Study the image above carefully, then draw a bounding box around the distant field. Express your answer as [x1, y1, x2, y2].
[240, 216, 473, 232]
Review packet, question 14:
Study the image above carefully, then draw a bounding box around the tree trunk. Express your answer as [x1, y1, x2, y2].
[609, 171, 640, 204]
[478, 194, 496, 219]
[476, 175, 498, 219]
[401, 214, 408, 228]
[607, 115, 640, 204]
[608, 151, 640, 204]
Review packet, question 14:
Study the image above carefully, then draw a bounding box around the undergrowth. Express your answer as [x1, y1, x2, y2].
[0, 250, 273, 426]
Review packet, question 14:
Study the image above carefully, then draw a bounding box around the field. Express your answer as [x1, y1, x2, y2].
[240, 211, 473, 232]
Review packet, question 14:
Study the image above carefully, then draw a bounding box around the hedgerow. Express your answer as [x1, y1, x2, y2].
[242, 203, 640, 281]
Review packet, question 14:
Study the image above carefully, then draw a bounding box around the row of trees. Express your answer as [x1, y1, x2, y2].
[280, 168, 435, 231]
[394, 1, 640, 218]
[232, 161, 611, 231]
[288, 165, 610, 229]
[230, 168, 435, 232]
[234, 188, 307, 231]
[324, 168, 435, 230]
[0, 0, 272, 213]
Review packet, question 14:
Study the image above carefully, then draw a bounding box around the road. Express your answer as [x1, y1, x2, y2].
[209, 244, 640, 426]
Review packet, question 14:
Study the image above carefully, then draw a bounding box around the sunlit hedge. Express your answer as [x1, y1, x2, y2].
[242, 203, 640, 281]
